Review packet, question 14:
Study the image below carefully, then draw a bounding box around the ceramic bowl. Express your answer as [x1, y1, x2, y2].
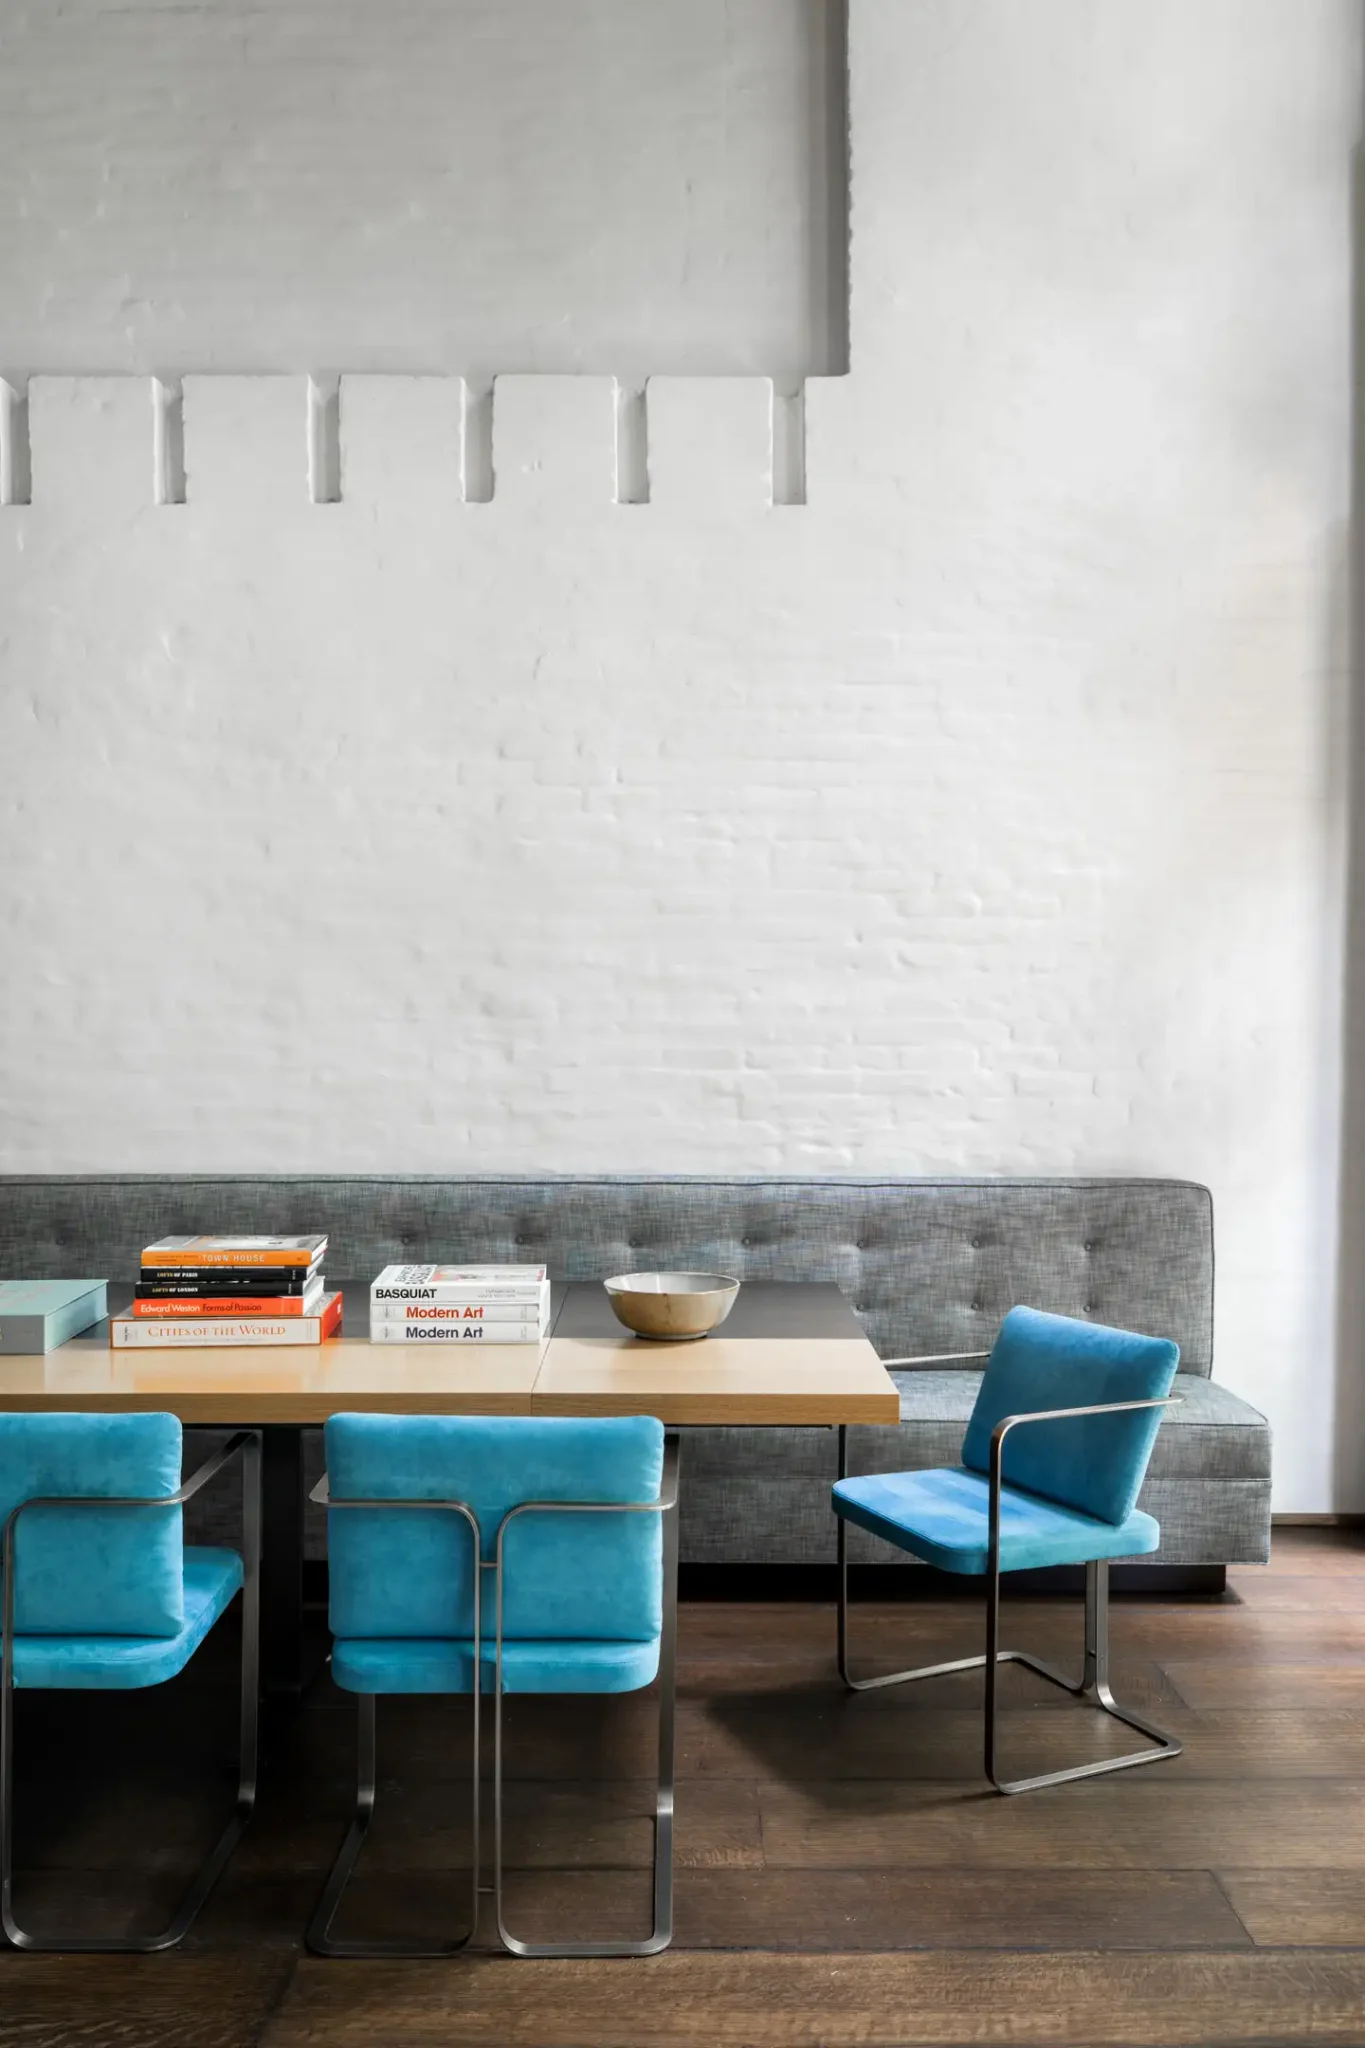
[602, 1271, 741, 1341]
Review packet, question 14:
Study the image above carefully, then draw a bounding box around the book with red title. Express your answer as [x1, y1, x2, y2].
[111, 1291, 342, 1347]
[369, 1264, 548, 1346]
[369, 1300, 542, 1324]
[141, 1235, 327, 1270]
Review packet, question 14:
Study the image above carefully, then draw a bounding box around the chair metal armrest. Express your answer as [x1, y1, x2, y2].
[174, 1431, 261, 1507]
[881, 1350, 992, 1371]
[3, 1428, 261, 1559]
[986, 1395, 1181, 1569]
[491, 1435, 681, 1549]
[312, 1434, 681, 1523]
[2, 1429, 263, 1670]
[990, 1393, 1181, 1460]
[310, 1472, 482, 1520]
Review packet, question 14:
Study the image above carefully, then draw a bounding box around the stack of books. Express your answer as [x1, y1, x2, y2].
[110, 1235, 341, 1348]
[369, 1264, 550, 1344]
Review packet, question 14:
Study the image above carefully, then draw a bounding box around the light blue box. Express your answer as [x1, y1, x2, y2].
[0, 1281, 109, 1354]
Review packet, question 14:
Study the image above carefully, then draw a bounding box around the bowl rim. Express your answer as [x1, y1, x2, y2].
[601, 1271, 741, 1297]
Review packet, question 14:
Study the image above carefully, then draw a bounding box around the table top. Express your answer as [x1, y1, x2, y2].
[0, 1282, 901, 1426]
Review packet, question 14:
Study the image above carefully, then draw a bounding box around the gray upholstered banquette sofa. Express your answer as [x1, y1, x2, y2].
[0, 1174, 1271, 1582]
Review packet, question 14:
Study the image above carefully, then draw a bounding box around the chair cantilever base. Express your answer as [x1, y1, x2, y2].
[835, 1428, 1182, 1797]
[2, 1799, 256, 1957]
[0, 1432, 262, 1953]
[306, 1692, 479, 1959]
[835, 1631, 1182, 1796]
[306, 1685, 676, 1961]
[306, 1432, 680, 1959]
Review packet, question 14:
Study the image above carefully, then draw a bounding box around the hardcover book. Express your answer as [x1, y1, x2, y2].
[369, 1300, 543, 1323]
[370, 1265, 549, 1305]
[141, 1235, 327, 1269]
[137, 1263, 322, 1295]
[369, 1319, 541, 1345]
[0, 1280, 108, 1355]
[110, 1291, 342, 1347]
[131, 1285, 325, 1319]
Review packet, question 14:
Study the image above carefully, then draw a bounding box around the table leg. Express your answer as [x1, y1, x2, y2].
[261, 1425, 305, 1700]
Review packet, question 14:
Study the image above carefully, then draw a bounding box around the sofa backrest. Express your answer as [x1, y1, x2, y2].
[0, 1174, 1216, 1377]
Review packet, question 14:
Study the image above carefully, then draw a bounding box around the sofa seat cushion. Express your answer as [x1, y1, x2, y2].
[833, 1465, 1161, 1575]
[11, 1546, 242, 1690]
[332, 1634, 661, 1696]
[888, 1371, 1270, 1482]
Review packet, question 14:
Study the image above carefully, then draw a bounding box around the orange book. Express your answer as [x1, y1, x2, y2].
[110, 1291, 343, 1348]
[140, 1235, 326, 1269]
[131, 1292, 324, 1318]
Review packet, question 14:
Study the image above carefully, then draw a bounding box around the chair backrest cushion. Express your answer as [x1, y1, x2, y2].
[960, 1306, 1179, 1525]
[0, 1412, 184, 1636]
[326, 1413, 664, 1643]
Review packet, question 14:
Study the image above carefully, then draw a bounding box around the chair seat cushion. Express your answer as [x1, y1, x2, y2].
[10, 1546, 243, 1690]
[332, 1633, 661, 1696]
[832, 1466, 1160, 1575]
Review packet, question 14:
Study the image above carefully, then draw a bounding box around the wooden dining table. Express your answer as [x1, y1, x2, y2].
[0, 1280, 900, 1695]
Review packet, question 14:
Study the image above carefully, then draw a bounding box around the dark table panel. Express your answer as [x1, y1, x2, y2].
[550, 1280, 864, 1342]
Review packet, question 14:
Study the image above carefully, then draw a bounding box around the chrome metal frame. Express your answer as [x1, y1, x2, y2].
[305, 1485, 484, 1958]
[1, 1429, 262, 1951]
[305, 1433, 680, 1959]
[493, 1434, 680, 1958]
[836, 1393, 1183, 1795]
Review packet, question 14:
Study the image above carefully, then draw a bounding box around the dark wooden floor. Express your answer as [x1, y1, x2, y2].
[3, 1528, 1364, 2046]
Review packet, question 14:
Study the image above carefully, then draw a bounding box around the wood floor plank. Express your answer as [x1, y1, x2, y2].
[12, 1776, 758, 1874]
[501, 1866, 1251, 1951]
[1161, 1710, 1365, 1778]
[1165, 1662, 1365, 1710]
[254, 1776, 760, 1874]
[1225, 1572, 1365, 1612]
[727, 1599, 1365, 1659]
[33, 1693, 1359, 1797]
[1218, 1870, 1365, 1947]
[1109, 1611, 1365, 1657]
[681, 1648, 1185, 1712]
[0, 1957, 290, 2048]
[756, 1779, 1365, 1870]
[259, 1950, 1365, 2046]
[690, 1700, 1365, 1782]
[1253, 1533, 1365, 1577]
[101, 1865, 1245, 1956]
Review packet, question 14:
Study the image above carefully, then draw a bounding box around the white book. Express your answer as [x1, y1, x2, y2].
[373, 1264, 546, 1286]
[371, 1265, 551, 1307]
[369, 1321, 545, 1345]
[110, 1292, 343, 1347]
[370, 1300, 543, 1324]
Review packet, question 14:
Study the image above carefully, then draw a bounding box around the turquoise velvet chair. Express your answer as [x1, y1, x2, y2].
[0, 1413, 261, 1950]
[832, 1306, 1182, 1794]
[309, 1412, 679, 1959]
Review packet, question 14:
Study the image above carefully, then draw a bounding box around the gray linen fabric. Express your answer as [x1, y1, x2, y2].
[0, 1174, 1266, 1565]
[0, 1173, 1215, 1370]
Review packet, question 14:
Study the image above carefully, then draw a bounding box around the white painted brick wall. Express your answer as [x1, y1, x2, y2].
[0, 0, 1358, 1510]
